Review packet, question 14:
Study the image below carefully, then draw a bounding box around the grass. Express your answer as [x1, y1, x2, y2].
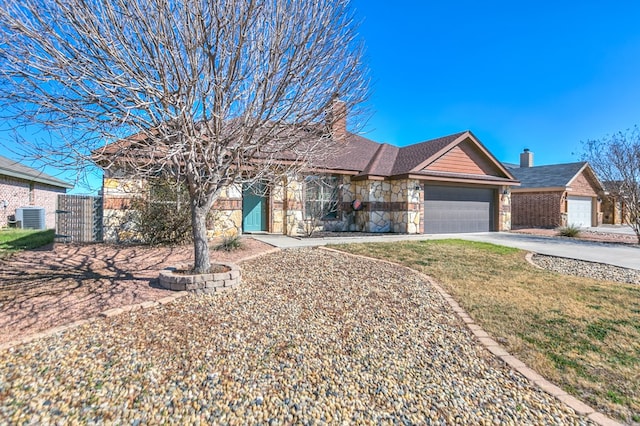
[334, 239, 640, 423]
[0, 229, 55, 257]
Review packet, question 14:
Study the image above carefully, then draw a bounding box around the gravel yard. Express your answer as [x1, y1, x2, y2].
[0, 248, 593, 424]
[532, 254, 640, 284]
[0, 238, 273, 345]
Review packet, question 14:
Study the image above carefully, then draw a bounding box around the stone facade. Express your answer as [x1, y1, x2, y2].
[102, 172, 513, 242]
[602, 195, 626, 225]
[343, 178, 423, 233]
[275, 176, 426, 235]
[206, 185, 243, 238]
[498, 185, 512, 231]
[0, 175, 65, 229]
[102, 175, 244, 242]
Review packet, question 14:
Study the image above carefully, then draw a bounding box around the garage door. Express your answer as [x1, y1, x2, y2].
[567, 196, 592, 227]
[424, 185, 495, 233]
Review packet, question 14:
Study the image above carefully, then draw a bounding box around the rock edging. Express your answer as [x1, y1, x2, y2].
[158, 262, 241, 293]
[0, 249, 281, 353]
[319, 246, 622, 426]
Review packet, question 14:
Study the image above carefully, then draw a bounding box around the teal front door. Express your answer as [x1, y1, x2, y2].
[242, 185, 267, 232]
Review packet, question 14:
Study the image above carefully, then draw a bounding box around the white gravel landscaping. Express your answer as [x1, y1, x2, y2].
[532, 254, 640, 284]
[0, 248, 595, 424]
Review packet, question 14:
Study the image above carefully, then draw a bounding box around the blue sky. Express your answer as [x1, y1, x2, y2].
[352, 0, 640, 166]
[4, 1, 640, 194]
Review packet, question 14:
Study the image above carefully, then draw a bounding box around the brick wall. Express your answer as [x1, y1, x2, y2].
[570, 172, 599, 197]
[567, 170, 603, 226]
[512, 191, 564, 228]
[33, 183, 66, 229]
[0, 176, 29, 227]
[0, 176, 64, 229]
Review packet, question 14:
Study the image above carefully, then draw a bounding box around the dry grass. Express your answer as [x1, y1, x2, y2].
[335, 239, 640, 424]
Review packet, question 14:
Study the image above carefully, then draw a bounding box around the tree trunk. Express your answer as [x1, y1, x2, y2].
[191, 202, 211, 274]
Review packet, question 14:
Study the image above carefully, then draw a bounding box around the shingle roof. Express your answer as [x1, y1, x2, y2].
[391, 131, 467, 175]
[322, 133, 382, 172]
[323, 131, 471, 177]
[0, 155, 73, 189]
[507, 162, 587, 189]
[358, 143, 400, 177]
[101, 124, 516, 185]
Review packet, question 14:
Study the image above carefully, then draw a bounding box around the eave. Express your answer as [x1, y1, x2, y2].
[511, 186, 567, 193]
[0, 168, 73, 189]
[405, 173, 520, 187]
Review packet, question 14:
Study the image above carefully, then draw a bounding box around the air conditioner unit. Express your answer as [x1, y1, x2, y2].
[15, 207, 46, 230]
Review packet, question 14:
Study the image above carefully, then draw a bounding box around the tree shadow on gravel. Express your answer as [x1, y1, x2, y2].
[0, 244, 193, 345]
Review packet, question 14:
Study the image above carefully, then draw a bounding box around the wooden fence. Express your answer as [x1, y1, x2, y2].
[56, 195, 103, 243]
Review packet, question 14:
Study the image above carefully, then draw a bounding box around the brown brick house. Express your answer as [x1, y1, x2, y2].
[507, 149, 605, 228]
[101, 122, 520, 241]
[0, 155, 73, 229]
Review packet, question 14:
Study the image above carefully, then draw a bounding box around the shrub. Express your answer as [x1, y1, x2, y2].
[215, 234, 243, 252]
[131, 179, 192, 245]
[557, 224, 581, 238]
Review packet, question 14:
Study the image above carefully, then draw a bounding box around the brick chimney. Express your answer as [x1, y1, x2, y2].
[326, 98, 347, 141]
[520, 148, 533, 168]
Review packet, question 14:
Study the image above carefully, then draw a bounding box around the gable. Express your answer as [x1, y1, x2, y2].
[568, 167, 603, 196]
[423, 139, 506, 177]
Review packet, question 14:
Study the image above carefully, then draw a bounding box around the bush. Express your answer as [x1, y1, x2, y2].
[215, 234, 243, 252]
[557, 224, 581, 238]
[131, 179, 192, 245]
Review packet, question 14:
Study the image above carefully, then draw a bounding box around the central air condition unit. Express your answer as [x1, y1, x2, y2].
[15, 207, 46, 230]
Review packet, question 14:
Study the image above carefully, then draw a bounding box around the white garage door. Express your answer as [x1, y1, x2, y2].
[567, 196, 592, 227]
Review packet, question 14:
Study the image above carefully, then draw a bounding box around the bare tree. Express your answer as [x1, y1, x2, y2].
[583, 126, 640, 243]
[0, 0, 368, 273]
[301, 175, 339, 237]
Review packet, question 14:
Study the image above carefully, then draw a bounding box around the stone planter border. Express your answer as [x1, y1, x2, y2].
[158, 262, 241, 293]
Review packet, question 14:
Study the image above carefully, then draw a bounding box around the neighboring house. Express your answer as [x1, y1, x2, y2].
[506, 149, 605, 228]
[0, 155, 73, 229]
[601, 181, 630, 225]
[100, 116, 520, 242]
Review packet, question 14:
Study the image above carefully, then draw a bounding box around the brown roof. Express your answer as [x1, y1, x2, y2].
[359, 143, 400, 177]
[98, 124, 516, 184]
[392, 131, 467, 175]
[321, 131, 468, 176]
[321, 133, 382, 172]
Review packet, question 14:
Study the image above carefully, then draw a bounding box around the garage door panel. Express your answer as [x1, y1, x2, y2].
[567, 196, 592, 227]
[424, 186, 495, 234]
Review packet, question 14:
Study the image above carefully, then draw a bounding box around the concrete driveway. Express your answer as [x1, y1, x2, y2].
[252, 232, 640, 270]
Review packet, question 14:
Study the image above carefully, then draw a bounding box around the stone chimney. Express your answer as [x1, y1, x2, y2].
[326, 98, 347, 141]
[520, 148, 533, 168]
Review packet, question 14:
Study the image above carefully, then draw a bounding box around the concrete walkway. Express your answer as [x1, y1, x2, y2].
[251, 232, 640, 270]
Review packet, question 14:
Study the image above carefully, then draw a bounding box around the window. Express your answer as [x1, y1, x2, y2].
[304, 175, 338, 220]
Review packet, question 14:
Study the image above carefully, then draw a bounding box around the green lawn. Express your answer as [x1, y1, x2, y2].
[334, 239, 640, 423]
[0, 229, 55, 257]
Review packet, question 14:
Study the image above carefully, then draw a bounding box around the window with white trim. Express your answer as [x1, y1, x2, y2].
[304, 175, 338, 220]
